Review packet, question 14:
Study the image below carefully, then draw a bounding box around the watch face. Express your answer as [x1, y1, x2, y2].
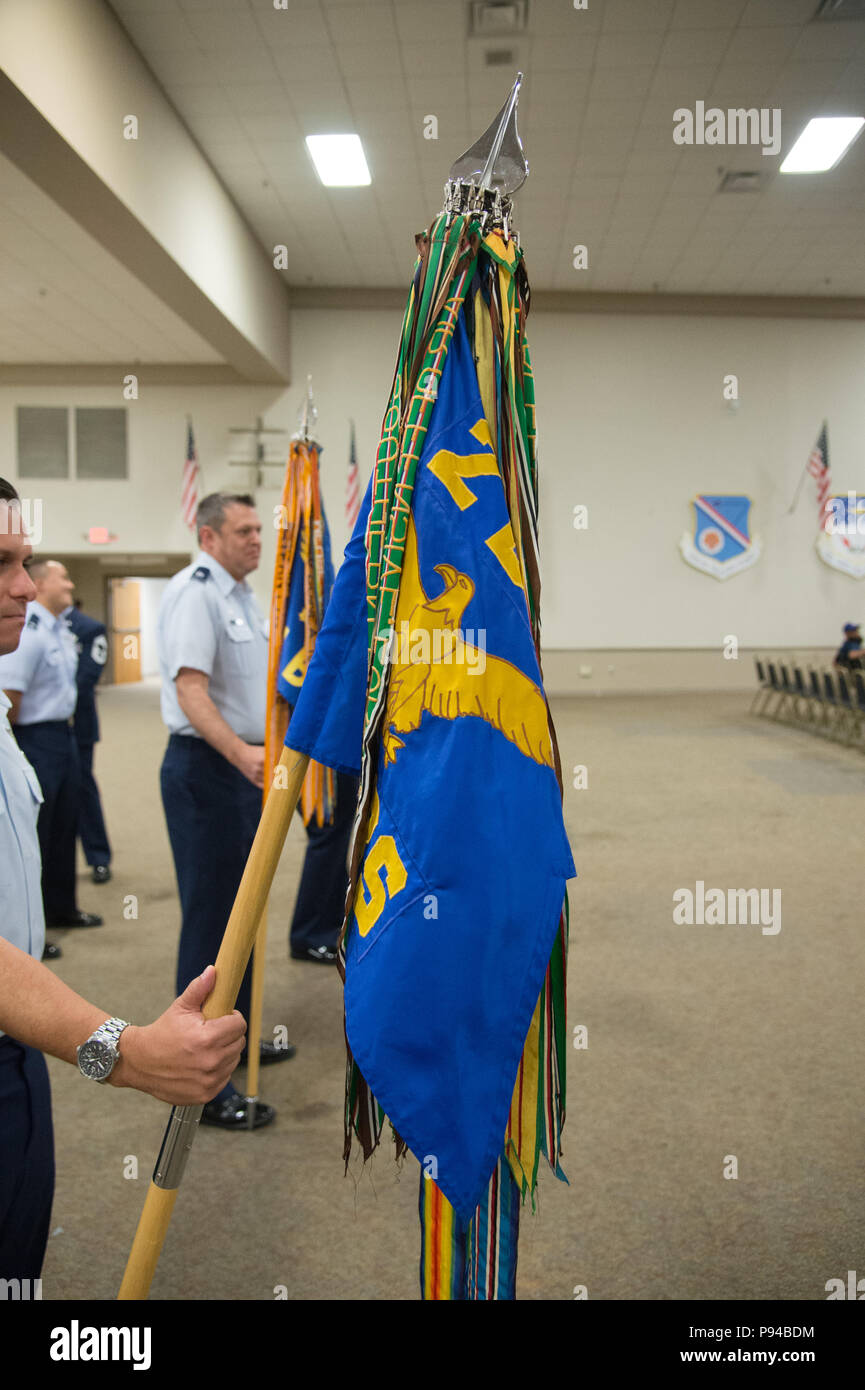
[78, 1040, 114, 1080]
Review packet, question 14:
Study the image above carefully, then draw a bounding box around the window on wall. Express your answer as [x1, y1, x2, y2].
[76, 408, 127, 479]
[15, 406, 128, 479]
[17, 407, 69, 479]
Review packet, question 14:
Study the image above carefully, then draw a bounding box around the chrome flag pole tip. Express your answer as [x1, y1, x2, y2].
[443, 72, 528, 232]
[293, 374, 320, 445]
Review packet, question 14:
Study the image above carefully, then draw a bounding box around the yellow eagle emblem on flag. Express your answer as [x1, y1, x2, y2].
[382, 516, 553, 769]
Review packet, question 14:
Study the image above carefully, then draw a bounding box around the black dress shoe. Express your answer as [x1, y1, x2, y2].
[91, 865, 111, 884]
[42, 943, 62, 961]
[237, 1040, 297, 1067]
[200, 1095, 276, 1130]
[290, 945, 337, 964]
[47, 911, 103, 928]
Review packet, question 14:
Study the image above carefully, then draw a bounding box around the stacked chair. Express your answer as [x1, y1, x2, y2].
[750, 654, 865, 747]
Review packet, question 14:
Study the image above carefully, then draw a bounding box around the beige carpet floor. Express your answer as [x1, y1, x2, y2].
[38, 681, 864, 1301]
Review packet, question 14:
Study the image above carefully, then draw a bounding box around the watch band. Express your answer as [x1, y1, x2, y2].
[94, 1017, 130, 1049]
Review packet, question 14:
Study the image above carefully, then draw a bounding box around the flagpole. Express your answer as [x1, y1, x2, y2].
[118, 746, 309, 1300]
[243, 906, 266, 1124]
[788, 420, 828, 518]
[244, 376, 321, 1123]
[786, 460, 810, 515]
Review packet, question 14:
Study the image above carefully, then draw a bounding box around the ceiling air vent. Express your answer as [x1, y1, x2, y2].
[813, 0, 865, 19]
[469, 2, 529, 36]
[485, 47, 516, 66]
[718, 170, 766, 193]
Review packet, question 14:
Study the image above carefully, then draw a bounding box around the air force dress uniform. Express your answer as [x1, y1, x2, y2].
[63, 607, 111, 875]
[0, 601, 82, 923]
[157, 553, 267, 1102]
[0, 692, 55, 1280]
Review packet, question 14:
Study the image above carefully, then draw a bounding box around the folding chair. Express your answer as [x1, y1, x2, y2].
[779, 660, 807, 723]
[822, 668, 854, 742]
[765, 661, 791, 720]
[792, 664, 817, 727]
[853, 671, 865, 742]
[834, 668, 863, 745]
[749, 656, 773, 715]
[808, 666, 832, 736]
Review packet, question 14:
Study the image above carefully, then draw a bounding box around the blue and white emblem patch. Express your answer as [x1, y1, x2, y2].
[679, 495, 761, 581]
[817, 494, 865, 579]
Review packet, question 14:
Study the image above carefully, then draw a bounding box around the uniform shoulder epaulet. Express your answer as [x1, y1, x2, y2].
[191, 567, 210, 582]
[26, 613, 39, 628]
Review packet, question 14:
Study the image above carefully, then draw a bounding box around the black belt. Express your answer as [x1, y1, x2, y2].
[16, 719, 73, 732]
[168, 733, 264, 748]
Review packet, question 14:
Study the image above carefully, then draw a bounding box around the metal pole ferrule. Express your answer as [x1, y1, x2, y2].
[152, 1104, 204, 1189]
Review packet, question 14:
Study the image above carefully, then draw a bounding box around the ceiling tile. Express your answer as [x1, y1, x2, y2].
[672, 0, 748, 28]
[394, 2, 466, 44]
[659, 30, 732, 66]
[183, 10, 268, 49]
[271, 46, 343, 84]
[601, 0, 675, 32]
[253, 4, 331, 47]
[287, 83, 354, 128]
[325, 3, 397, 45]
[739, 0, 822, 25]
[723, 25, 801, 64]
[587, 67, 654, 101]
[529, 0, 602, 37]
[529, 35, 598, 70]
[336, 39, 403, 77]
[116, 10, 197, 52]
[344, 76, 408, 112]
[595, 32, 666, 68]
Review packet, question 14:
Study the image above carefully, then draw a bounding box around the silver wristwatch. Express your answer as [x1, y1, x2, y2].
[77, 1017, 130, 1083]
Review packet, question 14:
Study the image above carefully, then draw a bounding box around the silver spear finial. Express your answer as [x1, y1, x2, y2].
[293, 374, 319, 444]
[443, 73, 528, 233]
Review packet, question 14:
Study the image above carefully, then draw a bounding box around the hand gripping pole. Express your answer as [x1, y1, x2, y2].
[117, 747, 309, 1300]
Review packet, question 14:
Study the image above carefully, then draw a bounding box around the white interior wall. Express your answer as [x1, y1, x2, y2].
[135, 576, 169, 678]
[2, 306, 864, 660]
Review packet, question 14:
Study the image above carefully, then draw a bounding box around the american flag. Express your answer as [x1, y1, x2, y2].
[345, 419, 360, 532]
[807, 422, 831, 531]
[182, 420, 199, 530]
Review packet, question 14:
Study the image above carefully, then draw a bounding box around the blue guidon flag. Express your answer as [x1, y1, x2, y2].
[679, 494, 761, 580]
[285, 314, 575, 1219]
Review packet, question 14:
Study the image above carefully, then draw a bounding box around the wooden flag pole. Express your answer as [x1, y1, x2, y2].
[244, 906, 267, 1120]
[118, 746, 309, 1301]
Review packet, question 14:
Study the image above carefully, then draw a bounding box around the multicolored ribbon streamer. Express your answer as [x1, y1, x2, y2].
[267, 437, 335, 824]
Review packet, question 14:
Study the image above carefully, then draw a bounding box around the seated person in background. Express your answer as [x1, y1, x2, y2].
[833, 622, 864, 670]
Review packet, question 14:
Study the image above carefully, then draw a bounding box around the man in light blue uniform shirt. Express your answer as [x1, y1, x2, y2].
[0, 557, 102, 943]
[158, 492, 295, 1131]
[0, 477, 247, 1283]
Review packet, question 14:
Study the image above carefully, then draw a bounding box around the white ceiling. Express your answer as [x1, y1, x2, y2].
[106, 0, 865, 296]
[0, 153, 223, 363]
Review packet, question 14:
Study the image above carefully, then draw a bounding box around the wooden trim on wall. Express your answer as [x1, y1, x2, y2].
[0, 364, 248, 385]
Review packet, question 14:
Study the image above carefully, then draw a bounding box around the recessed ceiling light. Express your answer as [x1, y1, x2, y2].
[780, 116, 864, 173]
[305, 134, 371, 187]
